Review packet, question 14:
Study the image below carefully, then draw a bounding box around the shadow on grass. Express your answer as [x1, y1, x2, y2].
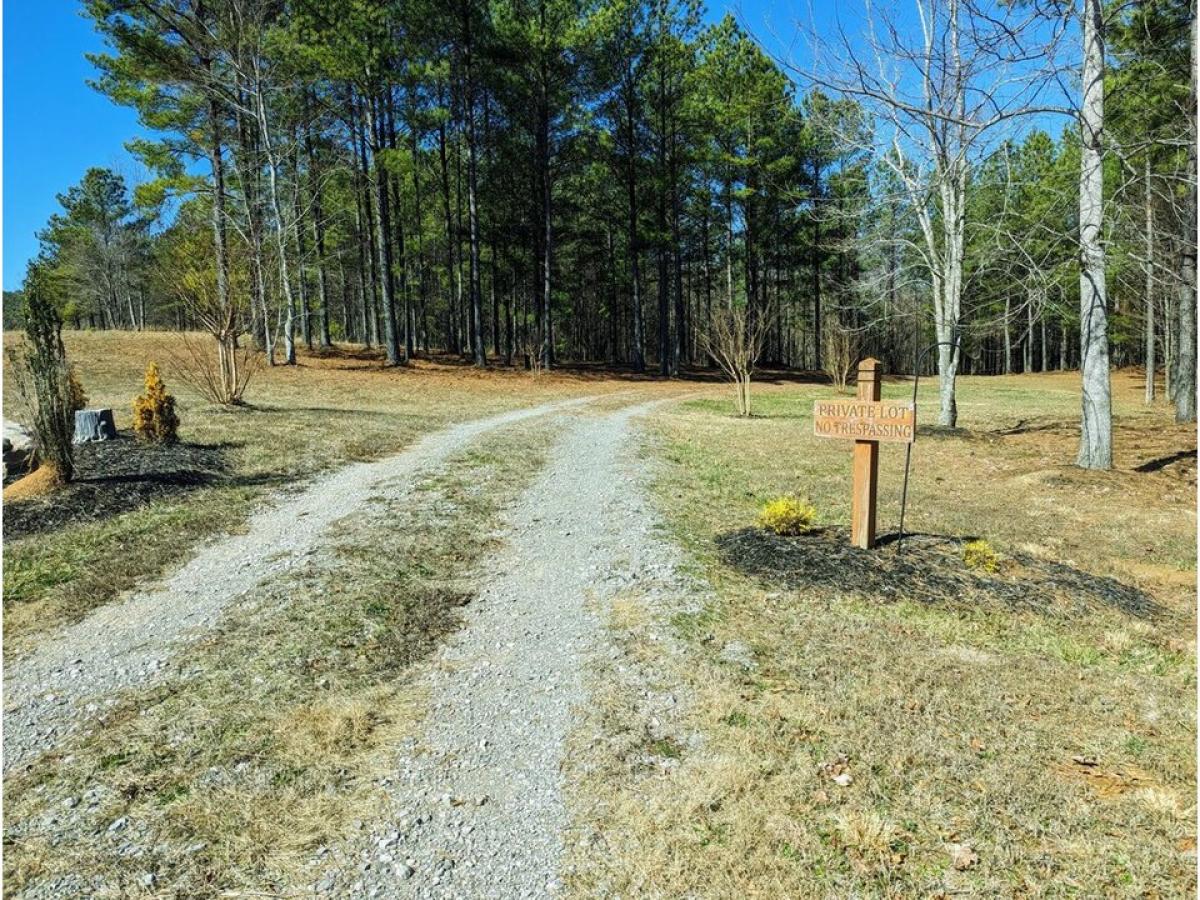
[1134, 449, 1196, 473]
[302, 343, 834, 387]
[3, 436, 286, 540]
[715, 526, 1159, 619]
[229, 403, 400, 418]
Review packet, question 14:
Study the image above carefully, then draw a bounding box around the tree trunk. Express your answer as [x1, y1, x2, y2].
[625, 93, 645, 373]
[463, 13, 486, 367]
[312, 178, 332, 349]
[366, 95, 401, 366]
[1145, 158, 1156, 403]
[351, 96, 377, 348]
[1175, 14, 1197, 424]
[304, 99, 333, 349]
[812, 160, 822, 371]
[1004, 295, 1013, 374]
[252, 83, 297, 366]
[539, 84, 553, 370]
[1040, 313, 1049, 373]
[670, 127, 685, 373]
[655, 65, 670, 377]
[438, 114, 459, 355]
[293, 150, 312, 351]
[206, 93, 233, 361]
[410, 130, 429, 354]
[384, 95, 411, 362]
[725, 177, 735, 311]
[1077, 0, 1113, 469]
[1024, 292, 1035, 373]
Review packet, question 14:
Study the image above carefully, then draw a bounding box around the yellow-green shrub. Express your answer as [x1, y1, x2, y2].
[963, 539, 1000, 573]
[132, 362, 179, 444]
[758, 495, 819, 536]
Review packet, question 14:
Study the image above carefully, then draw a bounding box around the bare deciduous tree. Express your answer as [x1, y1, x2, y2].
[823, 319, 859, 393]
[699, 303, 772, 416]
[159, 223, 259, 405]
[783, 0, 1068, 427]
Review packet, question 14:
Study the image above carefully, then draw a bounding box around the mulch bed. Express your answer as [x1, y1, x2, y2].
[4, 435, 231, 541]
[716, 527, 1158, 619]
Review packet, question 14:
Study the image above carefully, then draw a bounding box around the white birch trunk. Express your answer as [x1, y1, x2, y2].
[1004, 295, 1013, 374]
[1175, 12, 1197, 423]
[1076, 0, 1113, 469]
[1025, 291, 1035, 373]
[1145, 159, 1156, 404]
[253, 81, 297, 366]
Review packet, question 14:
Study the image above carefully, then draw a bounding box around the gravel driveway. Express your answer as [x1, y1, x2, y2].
[319, 399, 692, 898]
[3, 398, 589, 773]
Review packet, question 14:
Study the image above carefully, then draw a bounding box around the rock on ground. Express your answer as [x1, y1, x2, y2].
[4, 418, 33, 482]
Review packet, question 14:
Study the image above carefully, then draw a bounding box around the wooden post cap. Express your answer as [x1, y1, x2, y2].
[857, 357, 881, 379]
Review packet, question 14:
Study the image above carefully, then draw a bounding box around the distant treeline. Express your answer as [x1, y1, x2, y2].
[13, 0, 1194, 405]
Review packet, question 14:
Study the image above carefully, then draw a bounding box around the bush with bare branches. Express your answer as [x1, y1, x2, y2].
[698, 303, 772, 416]
[169, 332, 260, 406]
[158, 223, 257, 405]
[521, 334, 546, 376]
[824, 321, 859, 394]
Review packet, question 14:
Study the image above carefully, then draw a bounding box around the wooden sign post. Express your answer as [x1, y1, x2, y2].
[851, 359, 882, 548]
[812, 358, 916, 549]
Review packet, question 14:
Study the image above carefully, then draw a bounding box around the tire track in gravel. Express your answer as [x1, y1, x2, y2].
[3, 398, 593, 773]
[325, 397, 694, 899]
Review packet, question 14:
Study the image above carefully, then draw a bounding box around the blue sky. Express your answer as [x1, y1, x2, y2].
[3, 2, 153, 290]
[0, 1, 844, 291]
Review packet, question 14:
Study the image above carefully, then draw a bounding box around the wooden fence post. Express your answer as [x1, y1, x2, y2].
[851, 358, 881, 549]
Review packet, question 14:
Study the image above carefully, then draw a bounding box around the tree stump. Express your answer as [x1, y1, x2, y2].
[73, 409, 118, 444]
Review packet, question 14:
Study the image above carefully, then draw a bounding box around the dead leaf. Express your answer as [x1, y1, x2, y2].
[819, 753, 853, 786]
[949, 842, 979, 871]
[969, 737, 986, 753]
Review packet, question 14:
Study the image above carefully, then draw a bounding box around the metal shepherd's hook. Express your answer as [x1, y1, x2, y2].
[896, 333, 962, 555]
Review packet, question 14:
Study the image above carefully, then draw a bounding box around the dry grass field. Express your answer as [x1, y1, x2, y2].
[3, 331, 1195, 897]
[567, 369, 1197, 897]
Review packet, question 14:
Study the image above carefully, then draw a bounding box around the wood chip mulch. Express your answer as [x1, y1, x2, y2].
[716, 527, 1158, 619]
[4, 435, 233, 540]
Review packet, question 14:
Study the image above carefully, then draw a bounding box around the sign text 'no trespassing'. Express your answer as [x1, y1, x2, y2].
[812, 400, 916, 444]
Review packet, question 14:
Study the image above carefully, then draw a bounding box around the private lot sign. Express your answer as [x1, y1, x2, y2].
[813, 358, 917, 550]
[813, 400, 916, 444]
